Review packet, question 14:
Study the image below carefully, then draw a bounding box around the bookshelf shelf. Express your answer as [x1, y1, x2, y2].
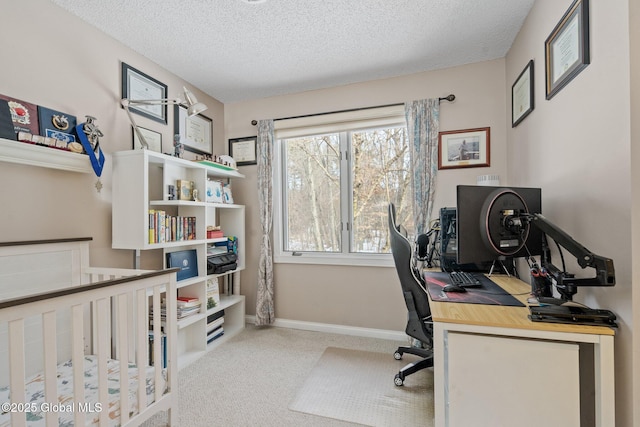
[112, 149, 246, 370]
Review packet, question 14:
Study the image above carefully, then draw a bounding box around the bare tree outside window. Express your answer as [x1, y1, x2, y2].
[280, 124, 413, 256]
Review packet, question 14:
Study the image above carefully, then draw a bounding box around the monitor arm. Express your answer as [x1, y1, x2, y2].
[516, 213, 615, 300]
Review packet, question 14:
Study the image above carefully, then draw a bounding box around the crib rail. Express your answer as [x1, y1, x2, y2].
[0, 268, 178, 427]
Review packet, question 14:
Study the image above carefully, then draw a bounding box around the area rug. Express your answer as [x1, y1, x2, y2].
[289, 346, 434, 427]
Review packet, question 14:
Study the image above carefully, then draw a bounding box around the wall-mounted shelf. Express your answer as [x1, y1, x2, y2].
[0, 137, 93, 173]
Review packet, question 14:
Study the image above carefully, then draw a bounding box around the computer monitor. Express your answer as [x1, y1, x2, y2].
[456, 185, 543, 266]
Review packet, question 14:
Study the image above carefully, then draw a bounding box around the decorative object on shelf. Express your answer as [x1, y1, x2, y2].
[132, 126, 162, 152]
[168, 184, 176, 200]
[174, 104, 212, 155]
[206, 278, 220, 309]
[173, 134, 184, 158]
[177, 179, 194, 201]
[121, 83, 207, 150]
[223, 183, 234, 204]
[166, 249, 199, 281]
[121, 63, 168, 123]
[512, 60, 534, 127]
[38, 106, 77, 145]
[76, 115, 105, 192]
[438, 127, 490, 170]
[192, 189, 199, 202]
[545, 0, 590, 100]
[0, 94, 39, 136]
[0, 100, 16, 140]
[206, 179, 224, 203]
[229, 136, 257, 166]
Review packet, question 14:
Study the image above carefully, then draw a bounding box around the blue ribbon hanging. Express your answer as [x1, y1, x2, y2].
[75, 123, 105, 177]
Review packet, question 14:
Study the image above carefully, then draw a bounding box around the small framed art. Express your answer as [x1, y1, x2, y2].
[121, 62, 168, 124]
[544, 0, 590, 100]
[132, 126, 162, 152]
[229, 136, 257, 166]
[174, 104, 213, 155]
[512, 60, 534, 127]
[438, 127, 490, 170]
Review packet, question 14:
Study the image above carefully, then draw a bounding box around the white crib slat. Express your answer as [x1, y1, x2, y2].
[96, 297, 109, 426]
[152, 287, 162, 402]
[117, 292, 130, 424]
[71, 303, 86, 427]
[8, 319, 26, 427]
[136, 288, 147, 415]
[42, 310, 58, 427]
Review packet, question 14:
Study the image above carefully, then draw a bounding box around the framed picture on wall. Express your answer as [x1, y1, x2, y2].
[512, 60, 534, 127]
[438, 127, 490, 170]
[229, 136, 257, 166]
[132, 126, 162, 152]
[121, 62, 168, 124]
[544, 0, 590, 100]
[174, 104, 213, 155]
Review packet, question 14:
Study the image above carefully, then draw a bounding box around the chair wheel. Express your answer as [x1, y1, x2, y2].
[394, 373, 404, 386]
[393, 351, 402, 360]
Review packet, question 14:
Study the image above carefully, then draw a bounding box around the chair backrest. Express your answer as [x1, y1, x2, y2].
[388, 203, 432, 321]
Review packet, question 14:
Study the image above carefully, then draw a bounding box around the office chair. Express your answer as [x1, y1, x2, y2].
[388, 203, 434, 386]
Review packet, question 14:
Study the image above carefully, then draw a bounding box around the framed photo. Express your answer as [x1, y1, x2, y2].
[229, 136, 257, 166]
[544, 0, 590, 100]
[174, 104, 213, 155]
[438, 127, 490, 170]
[132, 126, 162, 152]
[121, 62, 168, 124]
[512, 60, 534, 127]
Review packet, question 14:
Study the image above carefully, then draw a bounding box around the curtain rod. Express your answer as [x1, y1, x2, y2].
[250, 94, 455, 126]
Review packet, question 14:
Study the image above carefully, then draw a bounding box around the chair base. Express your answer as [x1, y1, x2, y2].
[393, 345, 434, 386]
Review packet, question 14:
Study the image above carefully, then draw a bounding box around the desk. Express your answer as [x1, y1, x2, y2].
[427, 273, 615, 427]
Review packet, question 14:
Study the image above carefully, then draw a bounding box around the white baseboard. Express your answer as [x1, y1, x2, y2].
[244, 315, 407, 341]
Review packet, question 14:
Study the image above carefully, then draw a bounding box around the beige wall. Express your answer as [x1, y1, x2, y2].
[224, 59, 508, 330]
[0, 0, 225, 269]
[505, 0, 633, 425]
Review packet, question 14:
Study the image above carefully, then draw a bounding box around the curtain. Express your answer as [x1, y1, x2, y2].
[405, 99, 440, 235]
[255, 119, 275, 326]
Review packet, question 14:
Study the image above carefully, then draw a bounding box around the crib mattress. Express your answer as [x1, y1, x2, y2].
[0, 355, 167, 426]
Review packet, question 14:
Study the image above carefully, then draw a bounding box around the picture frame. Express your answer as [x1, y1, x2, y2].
[512, 60, 534, 127]
[121, 62, 168, 124]
[174, 104, 213, 155]
[438, 127, 490, 170]
[544, 0, 590, 100]
[132, 126, 162, 152]
[228, 136, 257, 166]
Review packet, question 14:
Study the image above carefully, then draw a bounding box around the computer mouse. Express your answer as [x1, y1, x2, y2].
[443, 284, 467, 293]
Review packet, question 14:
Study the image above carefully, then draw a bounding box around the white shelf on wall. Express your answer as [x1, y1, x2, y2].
[0, 137, 93, 173]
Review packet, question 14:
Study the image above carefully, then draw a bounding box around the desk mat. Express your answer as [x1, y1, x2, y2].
[424, 272, 525, 307]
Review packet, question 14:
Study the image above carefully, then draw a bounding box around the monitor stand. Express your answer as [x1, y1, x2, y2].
[489, 257, 511, 277]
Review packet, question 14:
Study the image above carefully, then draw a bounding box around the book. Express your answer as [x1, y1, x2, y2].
[206, 278, 220, 309]
[148, 331, 167, 368]
[166, 249, 198, 281]
[206, 317, 224, 334]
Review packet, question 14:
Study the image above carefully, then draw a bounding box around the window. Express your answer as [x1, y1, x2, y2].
[273, 106, 414, 266]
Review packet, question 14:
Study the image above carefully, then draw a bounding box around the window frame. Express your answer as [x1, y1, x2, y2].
[272, 105, 408, 267]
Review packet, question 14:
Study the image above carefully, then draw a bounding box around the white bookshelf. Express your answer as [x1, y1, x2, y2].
[111, 149, 246, 369]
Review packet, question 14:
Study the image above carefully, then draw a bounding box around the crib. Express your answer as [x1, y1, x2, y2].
[0, 237, 178, 426]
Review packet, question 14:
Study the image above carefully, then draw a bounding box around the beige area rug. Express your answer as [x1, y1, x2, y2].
[289, 347, 434, 427]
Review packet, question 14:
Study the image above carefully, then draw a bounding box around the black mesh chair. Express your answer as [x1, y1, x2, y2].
[388, 203, 434, 386]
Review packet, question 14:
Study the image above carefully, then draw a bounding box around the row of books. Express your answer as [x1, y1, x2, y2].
[148, 209, 197, 244]
[207, 310, 225, 344]
[148, 330, 167, 368]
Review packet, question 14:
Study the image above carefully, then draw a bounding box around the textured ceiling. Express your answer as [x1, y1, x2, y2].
[50, 0, 534, 103]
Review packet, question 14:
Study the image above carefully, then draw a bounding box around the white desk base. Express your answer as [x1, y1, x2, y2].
[433, 322, 615, 427]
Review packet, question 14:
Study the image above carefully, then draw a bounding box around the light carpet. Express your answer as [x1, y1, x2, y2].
[289, 347, 434, 427]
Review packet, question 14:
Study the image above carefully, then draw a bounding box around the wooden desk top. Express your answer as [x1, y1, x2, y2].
[427, 273, 615, 336]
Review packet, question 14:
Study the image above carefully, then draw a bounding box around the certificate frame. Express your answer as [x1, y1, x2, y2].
[174, 104, 213, 155]
[512, 60, 534, 127]
[438, 127, 490, 170]
[132, 126, 162, 152]
[229, 136, 257, 166]
[121, 62, 168, 124]
[544, 0, 590, 100]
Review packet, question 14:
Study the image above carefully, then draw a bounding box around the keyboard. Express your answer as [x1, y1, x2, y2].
[448, 271, 482, 288]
